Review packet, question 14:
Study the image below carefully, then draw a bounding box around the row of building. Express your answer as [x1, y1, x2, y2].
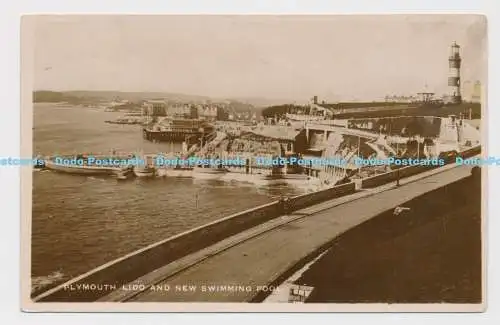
[383, 80, 482, 104]
[141, 100, 230, 121]
[141, 99, 261, 122]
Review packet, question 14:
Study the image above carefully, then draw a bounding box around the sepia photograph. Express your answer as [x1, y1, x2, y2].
[20, 14, 487, 312]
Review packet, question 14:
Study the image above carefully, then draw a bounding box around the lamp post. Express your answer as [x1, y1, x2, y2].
[357, 135, 361, 176]
[417, 136, 420, 160]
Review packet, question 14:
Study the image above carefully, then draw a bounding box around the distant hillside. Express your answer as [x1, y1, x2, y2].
[335, 101, 404, 109]
[259, 101, 482, 120]
[33, 90, 263, 116]
[225, 100, 257, 114]
[261, 104, 304, 118]
[226, 97, 299, 108]
[333, 103, 482, 119]
[62, 90, 211, 103]
[33, 90, 216, 104]
[60, 91, 278, 108]
[33, 91, 90, 104]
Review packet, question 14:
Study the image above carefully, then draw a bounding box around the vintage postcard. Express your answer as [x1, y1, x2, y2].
[20, 14, 487, 312]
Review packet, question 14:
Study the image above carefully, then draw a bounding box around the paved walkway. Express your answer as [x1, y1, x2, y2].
[108, 164, 474, 302]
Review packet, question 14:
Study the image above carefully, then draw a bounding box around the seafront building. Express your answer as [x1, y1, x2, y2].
[141, 100, 229, 121]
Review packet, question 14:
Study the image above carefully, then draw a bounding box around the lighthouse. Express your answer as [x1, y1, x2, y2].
[448, 41, 462, 104]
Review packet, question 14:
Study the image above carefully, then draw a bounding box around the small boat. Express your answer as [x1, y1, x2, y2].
[134, 165, 155, 177]
[104, 119, 141, 125]
[116, 170, 131, 180]
[133, 152, 156, 177]
[43, 154, 134, 177]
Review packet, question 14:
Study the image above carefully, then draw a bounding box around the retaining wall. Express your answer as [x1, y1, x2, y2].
[361, 146, 481, 189]
[460, 146, 481, 158]
[361, 170, 397, 189]
[35, 182, 356, 302]
[361, 164, 436, 189]
[287, 182, 356, 211]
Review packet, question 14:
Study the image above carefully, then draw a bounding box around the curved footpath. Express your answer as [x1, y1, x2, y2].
[290, 174, 481, 304]
[100, 162, 475, 302]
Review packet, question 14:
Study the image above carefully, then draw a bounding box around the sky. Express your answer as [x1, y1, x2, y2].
[29, 14, 487, 102]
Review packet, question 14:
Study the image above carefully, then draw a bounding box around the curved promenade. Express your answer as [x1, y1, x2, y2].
[104, 162, 475, 302]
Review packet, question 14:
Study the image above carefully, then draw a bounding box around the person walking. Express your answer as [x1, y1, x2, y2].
[278, 196, 290, 215]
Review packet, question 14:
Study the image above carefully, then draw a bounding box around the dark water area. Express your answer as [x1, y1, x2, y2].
[31, 103, 307, 293]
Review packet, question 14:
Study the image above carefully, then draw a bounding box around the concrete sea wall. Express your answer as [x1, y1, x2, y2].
[361, 145, 481, 189]
[287, 182, 356, 211]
